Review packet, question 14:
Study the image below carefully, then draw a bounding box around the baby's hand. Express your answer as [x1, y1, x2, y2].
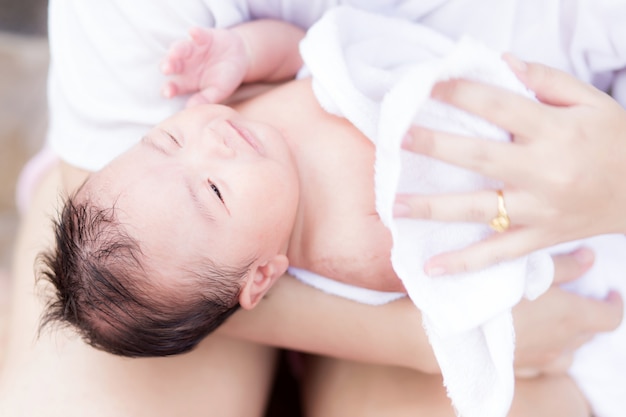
[161, 27, 249, 107]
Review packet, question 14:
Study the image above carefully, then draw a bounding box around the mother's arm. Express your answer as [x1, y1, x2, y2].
[222, 246, 623, 375]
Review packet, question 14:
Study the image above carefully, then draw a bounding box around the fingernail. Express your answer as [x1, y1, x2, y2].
[425, 265, 446, 277]
[163, 84, 177, 99]
[401, 132, 413, 148]
[393, 202, 410, 217]
[503, 53, 527, 73]
[574, 247, 594, 266]
[160, 61, 171, 74]
[606, 290, 621, 303]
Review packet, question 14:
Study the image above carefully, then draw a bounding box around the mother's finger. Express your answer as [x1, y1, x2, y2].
[423, 228, 552, 276]
[404, 126, 539, 187]
[551, 248, 595, 285]
[430, 78, 552, 140]
[394, 189, 542, 227]
[504, 54, 607, 107]
[568, 290, 624, 333]
[538, 352, 576, 375]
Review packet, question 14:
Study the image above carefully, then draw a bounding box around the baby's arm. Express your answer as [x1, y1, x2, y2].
[162, 20, 305, 106]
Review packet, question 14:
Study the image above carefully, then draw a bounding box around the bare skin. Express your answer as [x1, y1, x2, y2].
[162, 22, 304, 107]
[1, 79, 621, 416]
[302, 356, 591, 417]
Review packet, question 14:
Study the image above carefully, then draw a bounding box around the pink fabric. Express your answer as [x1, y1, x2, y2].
[15, 145, 59, 214]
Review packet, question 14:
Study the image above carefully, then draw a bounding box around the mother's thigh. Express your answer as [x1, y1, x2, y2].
[0, 165, 277, 417]
[302, 356, 590, 417]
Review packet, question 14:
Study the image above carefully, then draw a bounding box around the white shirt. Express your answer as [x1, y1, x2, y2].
[47, 0, 626, 169]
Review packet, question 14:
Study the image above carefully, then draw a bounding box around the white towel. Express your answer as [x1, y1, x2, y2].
[288, 267, 406, 305]
[299, 7, 555, 417]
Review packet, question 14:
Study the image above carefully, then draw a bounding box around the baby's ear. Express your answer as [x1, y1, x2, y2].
[238, 255, 289, 310]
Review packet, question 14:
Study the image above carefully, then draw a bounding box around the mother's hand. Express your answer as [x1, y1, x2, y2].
[513, 248, 623, 376]
[396, 56, 626, 275]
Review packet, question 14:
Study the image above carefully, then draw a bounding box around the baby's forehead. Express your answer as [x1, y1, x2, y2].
[139, 242, 213, 292]
[82, 168, 114, 190]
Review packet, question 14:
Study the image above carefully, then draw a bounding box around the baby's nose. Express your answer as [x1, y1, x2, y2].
[202, 130, 235, 159]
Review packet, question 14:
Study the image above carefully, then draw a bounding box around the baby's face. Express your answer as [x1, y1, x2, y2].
[82, 104, 300, 281]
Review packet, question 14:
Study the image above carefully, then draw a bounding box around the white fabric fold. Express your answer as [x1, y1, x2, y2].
[299, 7, 554, 417]
[288, 267, 405, 305]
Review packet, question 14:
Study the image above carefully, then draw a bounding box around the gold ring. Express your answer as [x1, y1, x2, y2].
[489, 190, 510, 233]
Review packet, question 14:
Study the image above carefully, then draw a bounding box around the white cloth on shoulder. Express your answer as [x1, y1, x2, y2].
[296, 6, 626, 417]
[288, 266, 405, 305]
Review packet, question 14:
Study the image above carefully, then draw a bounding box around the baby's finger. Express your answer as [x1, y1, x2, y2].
[185, 92, 213, 108]
[163, 77, 201, 98]
[160, 58, 183, 75]
[167, 40, 193, 62]
[403, 126, 537, 187]
[189, 27, 212, 45]
[160, 60, 172, 75]
[161, 82, 179, 99]
[185, 87, 230, 107]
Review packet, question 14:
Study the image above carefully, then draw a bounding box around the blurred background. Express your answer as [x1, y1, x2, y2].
[0, 0, 49, 356]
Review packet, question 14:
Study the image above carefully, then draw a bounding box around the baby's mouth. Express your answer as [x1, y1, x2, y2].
[227, 120, 264, 155]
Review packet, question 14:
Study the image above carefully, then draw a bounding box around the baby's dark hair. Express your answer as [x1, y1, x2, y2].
[37, 195, 251, 357]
